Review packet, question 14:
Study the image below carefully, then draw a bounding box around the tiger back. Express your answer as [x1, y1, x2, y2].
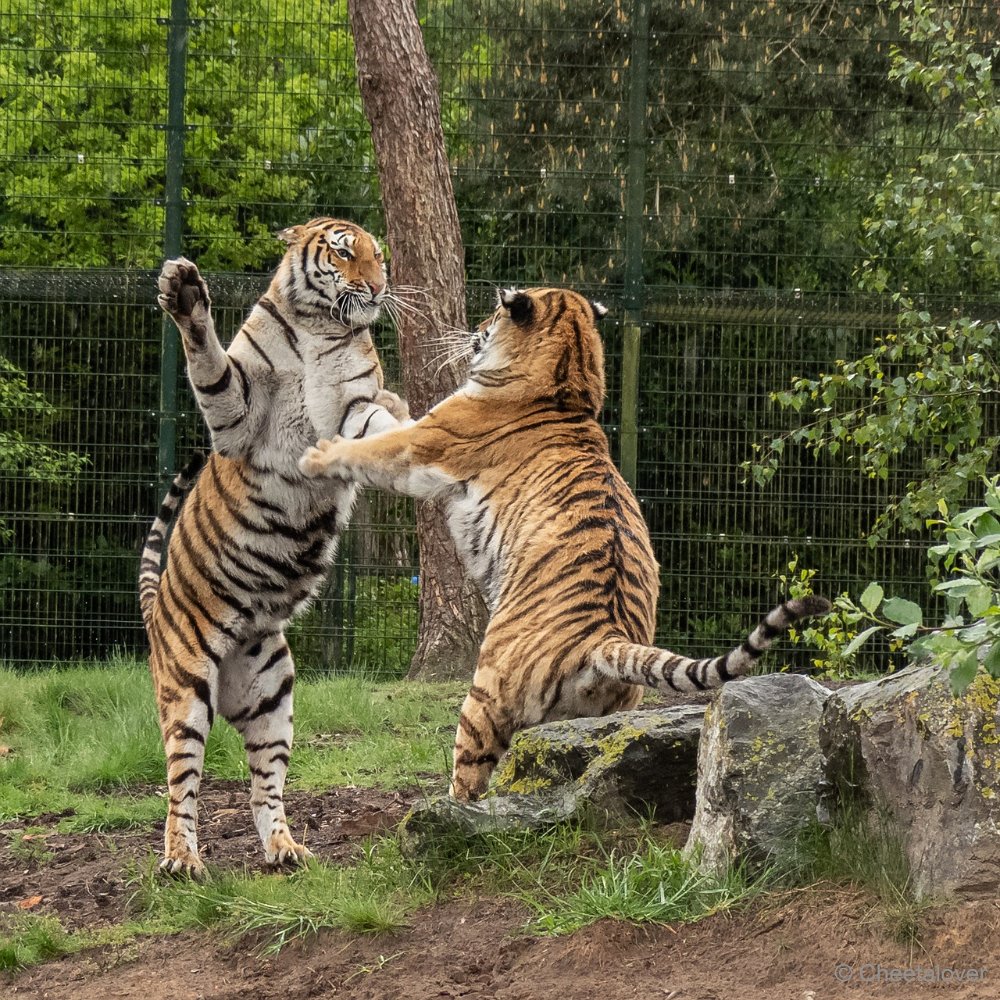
[299, 286, 830, 800]
[140, 218, 407, 876]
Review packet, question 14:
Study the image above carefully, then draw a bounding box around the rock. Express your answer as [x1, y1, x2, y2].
[492, 704, 706, 822]
[684, 674, 831, 875]
[399, 705, 705, 854]
[821, 662, 1000, 900]
[399, 790, 580, 856]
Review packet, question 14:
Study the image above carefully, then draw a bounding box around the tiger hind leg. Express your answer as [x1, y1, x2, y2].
[154, 650, 218, 878]
[218, 632, 310, 865]
[450, 668, 516, 802]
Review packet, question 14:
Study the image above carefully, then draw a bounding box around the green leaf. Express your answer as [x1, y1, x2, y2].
[949, 651, 980, 695]
[965, 585, 994, 619]
[891, 622, 919, 639]
[859, 582, 884, 615]
[933, 579, 978, 595]
[882, 597, 923, 626]
[841, 625, 883, 658]
[984, 643, 1000, 678]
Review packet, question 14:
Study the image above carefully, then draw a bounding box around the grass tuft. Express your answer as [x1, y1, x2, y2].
[785, 800, 927, 941]
[0, 914, 74, 972]
[128, 838, 430, 954]
[525, 841, 763, 935]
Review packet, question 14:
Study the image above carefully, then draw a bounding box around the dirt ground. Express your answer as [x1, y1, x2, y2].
[3, 778, 1000, 1000]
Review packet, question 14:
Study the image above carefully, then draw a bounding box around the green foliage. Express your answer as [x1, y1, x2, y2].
[462, 0, 906, 290]
[750, 0, 1000, 533]
[833, 479, 1000, 694]
[0, 354, 87, 541]
[290, 575, 420, 679]
[0, 0, 376, 269]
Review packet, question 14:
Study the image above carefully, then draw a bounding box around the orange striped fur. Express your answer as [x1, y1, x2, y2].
[300, 287, 830, 800]
[141, 219, 407, 875]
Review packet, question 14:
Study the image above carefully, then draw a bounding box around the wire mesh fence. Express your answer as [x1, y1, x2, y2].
[2, 0, 997, 674]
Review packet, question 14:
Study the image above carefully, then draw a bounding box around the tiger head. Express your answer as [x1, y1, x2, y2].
[276, 217, 388, 330]
[470, 287, 608, 416]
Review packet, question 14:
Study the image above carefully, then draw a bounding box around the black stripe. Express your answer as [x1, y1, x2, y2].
[171, 723, 206, 744]
[230, 356, 252, 405]
[716, 656, 733, 681]
[685, 662, 707, 691]
[257, 646, 290, 674]
[248, 675, 294, 720]
[337, 395, 375, 434]
[242, 330, 276, 370]
[194, 363, 233, 396]
[258, 297, 304, 361]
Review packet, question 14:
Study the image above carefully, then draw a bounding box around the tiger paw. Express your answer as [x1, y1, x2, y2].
[157, 257, 212, 347]
[374, 388, 410, 423]
[264, 830, 312, 867]
[299, 437, 348, 478]
[158, 849, 208, 880]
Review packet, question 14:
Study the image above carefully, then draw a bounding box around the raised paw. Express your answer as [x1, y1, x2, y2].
[157, 257, 211, 346]
[374, 388, 410, 423]
[299, 437, 348, 479]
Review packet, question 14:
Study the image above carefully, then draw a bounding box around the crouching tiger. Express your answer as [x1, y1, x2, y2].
[140, 218, 408, 875]
[300, 286, 831, 801]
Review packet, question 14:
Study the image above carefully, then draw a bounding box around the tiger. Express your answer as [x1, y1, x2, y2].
[299, 286, 831, 801]
[139, 218, 408, 875]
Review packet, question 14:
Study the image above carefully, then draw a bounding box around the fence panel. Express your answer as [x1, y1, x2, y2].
[1, 0, 996, 673]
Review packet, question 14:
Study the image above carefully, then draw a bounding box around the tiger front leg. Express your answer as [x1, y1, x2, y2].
[158, 258, 251, 452]
[299, 427, 453, 500]
[157, 256, 216, 352]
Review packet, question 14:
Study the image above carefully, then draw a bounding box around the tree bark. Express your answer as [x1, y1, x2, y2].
[349, 0, 487, 681]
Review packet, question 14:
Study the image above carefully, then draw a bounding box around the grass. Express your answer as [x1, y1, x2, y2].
[122, 817, 760, 955]
[782, 800, 927, 941]
[0, 914, 74, 972]
[0, 658, 465, 827]
[0, 658, 926, 973]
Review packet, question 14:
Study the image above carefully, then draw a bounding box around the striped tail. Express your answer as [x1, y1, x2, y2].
[138, 452, 206, 631]
[588, 596, 831, 694]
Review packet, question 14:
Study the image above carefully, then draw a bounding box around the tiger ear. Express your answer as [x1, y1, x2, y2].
[276, 225, 304, 245]
[590, 300, 608, 321]
[499, 288, 533, 325]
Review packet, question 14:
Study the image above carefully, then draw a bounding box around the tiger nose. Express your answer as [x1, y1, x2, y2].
[367, 280, 383, 296]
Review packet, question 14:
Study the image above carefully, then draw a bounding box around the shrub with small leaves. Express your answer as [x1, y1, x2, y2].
[834, 478, 1000, 693]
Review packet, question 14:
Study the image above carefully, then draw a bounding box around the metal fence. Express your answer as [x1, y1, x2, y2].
[2, 0, 997, 674]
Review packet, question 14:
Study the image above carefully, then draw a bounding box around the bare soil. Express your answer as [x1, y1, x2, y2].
[3, 778, 1000, 999]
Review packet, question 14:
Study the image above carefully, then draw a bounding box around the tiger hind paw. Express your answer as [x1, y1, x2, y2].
[265, 830, 312, 867]
[158, 850, 208, 880]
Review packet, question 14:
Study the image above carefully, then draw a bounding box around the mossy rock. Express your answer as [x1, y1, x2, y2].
[492, 705, 706, 822]
[821, 663, 1000, 899]
[684, 673, 831, 875]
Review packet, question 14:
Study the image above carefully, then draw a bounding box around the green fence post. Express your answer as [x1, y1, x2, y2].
[158, 0, 188, 491]
[620, 0, 650, 488]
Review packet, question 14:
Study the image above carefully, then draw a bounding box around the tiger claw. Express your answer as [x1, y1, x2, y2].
[299, 438, 346, 478]
[158, 854, 208, 880]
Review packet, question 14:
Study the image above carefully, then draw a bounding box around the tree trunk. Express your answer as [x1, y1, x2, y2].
[349, 0, 487, 681]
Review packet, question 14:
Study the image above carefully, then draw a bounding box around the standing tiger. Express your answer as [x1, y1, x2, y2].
[140, 218, 407, 875]
[300, 286, 831, 800]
